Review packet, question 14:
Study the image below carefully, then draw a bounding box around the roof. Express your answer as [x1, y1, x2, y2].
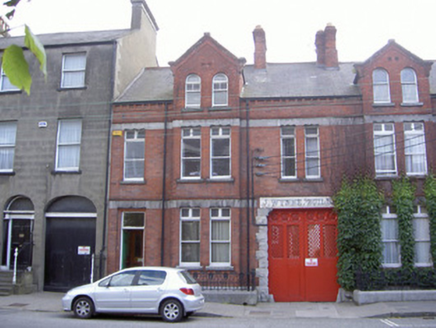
[116, 62, 362, 103]
[242, 62, 361, 99]
[0, 29, 131, 50]
[116, 67, 174, 103]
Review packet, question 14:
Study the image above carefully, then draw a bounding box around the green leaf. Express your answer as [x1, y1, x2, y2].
[2, 44, 31, 94]
[24, 25, 47, 80]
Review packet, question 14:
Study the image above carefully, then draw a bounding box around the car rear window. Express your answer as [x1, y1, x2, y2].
[179, 270, 197, 284]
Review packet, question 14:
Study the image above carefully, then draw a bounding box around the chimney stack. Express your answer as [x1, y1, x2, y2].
[253, 25, 267, 69]
[315, 24, 338, 69]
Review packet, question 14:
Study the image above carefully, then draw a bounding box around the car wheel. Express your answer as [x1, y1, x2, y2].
[73, 296, 94, 319]
[161, 299, 183, 322]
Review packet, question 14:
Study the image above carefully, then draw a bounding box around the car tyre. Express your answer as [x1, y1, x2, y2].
[161, 299, 184, 322]
[73, 296, 94, 319]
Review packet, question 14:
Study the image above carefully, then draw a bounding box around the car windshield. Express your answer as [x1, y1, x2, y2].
[179, 270, 197, 284]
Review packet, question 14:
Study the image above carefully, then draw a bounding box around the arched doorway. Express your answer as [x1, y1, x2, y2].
[1, 196, 34, 271]
[44, 196, 96, 292]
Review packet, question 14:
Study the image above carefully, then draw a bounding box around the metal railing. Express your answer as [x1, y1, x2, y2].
[190, 270, 256, 291]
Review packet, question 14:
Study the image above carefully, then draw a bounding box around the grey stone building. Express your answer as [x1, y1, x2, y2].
[0, 0, 158, 293]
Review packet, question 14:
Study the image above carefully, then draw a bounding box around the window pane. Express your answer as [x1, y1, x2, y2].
[282, 138, 295, 157]
[211, 244, 230, 262]
[182, 159, 200, 177]
[123, 213, 144, 227]
[211, 159, 230, 176]
[126, 142, 145, 159]
[181, 243, 200, 262]
[183, 139, 200, 158]
[211, 221, 230, 240]
[59, 120, 81, 143]
[57, 145, 80, 168]
[124, 160, 144, 179]
[181, 221, 199, 241]
[212, 139, 230, 157]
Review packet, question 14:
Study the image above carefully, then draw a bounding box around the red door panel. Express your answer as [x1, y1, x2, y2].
[268, 209, 339, 302]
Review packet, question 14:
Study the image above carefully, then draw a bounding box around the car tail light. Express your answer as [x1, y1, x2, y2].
[180, 288, 195, 295]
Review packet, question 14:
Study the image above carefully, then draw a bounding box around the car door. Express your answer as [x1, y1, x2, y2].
[93, 270, 137, 312]
[130, 269, 167, 312]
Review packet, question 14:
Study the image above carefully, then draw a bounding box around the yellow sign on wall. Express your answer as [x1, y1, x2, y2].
[112, 130, 123, 137]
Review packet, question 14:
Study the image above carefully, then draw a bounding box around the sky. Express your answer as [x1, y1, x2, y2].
[3, 0, 436, 67]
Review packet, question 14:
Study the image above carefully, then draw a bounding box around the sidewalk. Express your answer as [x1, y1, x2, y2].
[0, 292, 435, 319]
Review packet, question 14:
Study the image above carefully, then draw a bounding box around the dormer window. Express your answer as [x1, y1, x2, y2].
[185, 74, 201, 108]
[212, 74, 228, 107]
[373, 69, 391, 104]
[401, 68, 419, 104]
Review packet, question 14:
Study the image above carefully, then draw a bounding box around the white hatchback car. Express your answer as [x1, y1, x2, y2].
[62, 267, 205, 322]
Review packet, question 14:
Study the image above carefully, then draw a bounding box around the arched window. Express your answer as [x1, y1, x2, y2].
[401, 68, 419, 103]
[373, 69, 391, 104]
[212, 74, 228, 107]
[185, 74, 201, 108]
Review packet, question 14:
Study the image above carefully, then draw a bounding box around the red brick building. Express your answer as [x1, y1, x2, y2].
[107, 25, 436, 302]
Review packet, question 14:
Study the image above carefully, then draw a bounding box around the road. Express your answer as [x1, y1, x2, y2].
[1, 308, 436, 328]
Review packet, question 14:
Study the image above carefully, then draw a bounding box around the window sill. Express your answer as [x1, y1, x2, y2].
[121, 179, 146, 185]
[208, 106, 231, 111]
[381, 264, 401, 269]
[372, 102, 395, 107]
[0, 171, 15, 176]
[303, 177, 324, 182]
[177, 178, 205, 183]
[182, 107, 203, 112]
[206, 177, 234, 183]
[279, 177, 299, 182]
[51, 170, 82, 175]
[57, 86, 87, 91]
[177, 265, 202, 270]
[375, 175, 398, 180]
[0, 89, 21, 95]
[401, 102, 423, 107]
[206, 265, 234, 271]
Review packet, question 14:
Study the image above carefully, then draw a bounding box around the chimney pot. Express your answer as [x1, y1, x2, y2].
[315, 24, 338, 69]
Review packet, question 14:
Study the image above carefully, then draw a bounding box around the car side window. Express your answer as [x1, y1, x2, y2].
[108, 271, 137, 287]
[136, 270, 167, 286]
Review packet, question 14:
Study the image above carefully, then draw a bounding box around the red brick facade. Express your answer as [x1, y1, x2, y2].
[107, 25, 436, 301]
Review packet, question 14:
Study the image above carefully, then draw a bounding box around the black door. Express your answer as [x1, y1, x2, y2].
[10, 219, 33, 270]
[44, 217, 96, 292]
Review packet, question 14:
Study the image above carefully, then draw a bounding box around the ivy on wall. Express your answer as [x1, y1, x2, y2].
[335, 174, 436, 291]
[392, 177, 415, 274]
[334, 176, 384, 291]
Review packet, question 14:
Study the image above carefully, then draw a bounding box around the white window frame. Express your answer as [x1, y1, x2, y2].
[120, 212, 145, 269]
[281, 126, 296, 179]
[404, 122, 427, 176]
[212, 73, 228, 107]
[401, 68, 419, 104]
[180, 208, 201, 267]
[305, 126, 320, 178]
[373, 69, 391, 104]
[123, 130, 145, 181]
[413, 206, 432, 267]
[61, 53, 86, 88]
[0, 122, 17, 172]
[210, 127, 231, 179]
[55, 119, 82, 172]
[210, 208, 231, 267]
[373, 123, 397, 176]
[181, 128, 201, 179]
[185, 74, 201, 108]
[381, 206, 401, 268]
[0, 68, 19, 92]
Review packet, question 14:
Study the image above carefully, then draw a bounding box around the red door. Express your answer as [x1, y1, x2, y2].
[268, 209, 339, 302]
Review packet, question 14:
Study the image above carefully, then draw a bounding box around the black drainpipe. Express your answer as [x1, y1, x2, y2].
[160, 102, 169, 266]
[245, 100, 251, 289]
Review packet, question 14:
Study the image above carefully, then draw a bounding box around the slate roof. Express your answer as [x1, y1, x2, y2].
[0, 29, 131, 49]
[116, 60, 436, 103]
